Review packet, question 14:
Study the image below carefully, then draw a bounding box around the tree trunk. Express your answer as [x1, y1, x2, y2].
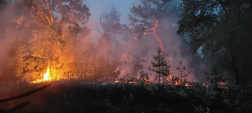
[163, 76, 164, 84]
[229, 33, 240, 85]
[159, 58, 160, 84]
[181, 74, 182, 86]
[232, 54, 240, 85]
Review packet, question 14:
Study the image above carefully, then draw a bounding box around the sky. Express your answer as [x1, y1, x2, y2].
[84, 0, 140, 24]
[84, 0, 140, 39]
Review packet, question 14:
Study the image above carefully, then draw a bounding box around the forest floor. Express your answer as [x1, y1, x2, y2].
[0, 80, 252, 113]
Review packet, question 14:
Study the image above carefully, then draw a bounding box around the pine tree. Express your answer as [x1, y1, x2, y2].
[176, 60, 190, 86]
[149, 47, 170, 84]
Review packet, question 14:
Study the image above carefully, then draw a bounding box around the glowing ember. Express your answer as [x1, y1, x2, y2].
[115, 80, 119, 83]
[203, 83, 209, 87]
[144, 20, 167, 56]
[169, 57, 172, 61]
[143, 20, 172, 62]
[174, 80, 181, 86]
[185, 82, 192, 87]
[219, 82, 227, 86]
[175, 81, 178, 85]
[218, 82, 227, 88]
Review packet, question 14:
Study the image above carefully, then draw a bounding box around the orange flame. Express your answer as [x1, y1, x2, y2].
[43, 66, 51, 81]
[31, 65, 52, 83]
[185, 82, 192, 87]
[175, 81, 178, 85]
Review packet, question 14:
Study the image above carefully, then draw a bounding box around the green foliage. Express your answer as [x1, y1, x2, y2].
[177, 0, 252, 84]
[194, 106, 210, 113]
[149, 47, 170, 84]
[129, 0, 173, 34]
[13, 80, 252, 113]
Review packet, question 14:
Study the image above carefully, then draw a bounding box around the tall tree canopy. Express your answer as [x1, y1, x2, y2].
[99, 5, 121, 49]
[100, 5, 120, 37]
[5, 0, 92, 82]
[177, 0, 252, 84]
[129, 0, 173, 36]
[13, 0, 90, 28]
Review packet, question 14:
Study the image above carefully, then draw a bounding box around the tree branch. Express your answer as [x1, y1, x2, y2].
[0, 84, 51, 103]
[46, 2, 54, 25]
[8, 100, 30, 112]
[217, 0, 229, 26]
[236, 3, 252, 26]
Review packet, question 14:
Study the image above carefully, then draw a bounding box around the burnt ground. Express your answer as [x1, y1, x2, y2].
[0, 80, 252, 113]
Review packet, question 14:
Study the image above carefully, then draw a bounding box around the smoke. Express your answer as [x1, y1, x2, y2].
[0, 0, 212, 88]
[89, 0, 200, 82]
[0, 2, 34, 92]
[82, 0, 212, 83]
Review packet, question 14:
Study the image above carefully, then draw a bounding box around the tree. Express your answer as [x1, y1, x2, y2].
[176, 60, 190, 86]
[139, 70, 149, 84]
[206, 65, 226, 88]
[9, 0, 91, 82]
[177, 0, 252, 85]
[100, 5, 120, 38]
[96, 33, 114, 79]
[13, 0, 91, 28]
[113, 0, 177, 37]
[129, 0, 173, 36]
[149, 47, 170, 84]
[96, 6, 122, 79]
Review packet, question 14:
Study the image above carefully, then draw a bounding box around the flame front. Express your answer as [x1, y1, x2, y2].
[31, 65, 52, 83]
[43, 66, 51, 81]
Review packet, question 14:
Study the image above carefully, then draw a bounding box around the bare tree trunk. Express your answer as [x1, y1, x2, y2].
[159, 59, 160, 84]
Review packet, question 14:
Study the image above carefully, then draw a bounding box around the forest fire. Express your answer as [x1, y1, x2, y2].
[185, 82, 192, 86]
[43, 66, 51, 81]
[143, 20, 167, 57]
[31, 65, 52, 83]
[112, 76, 196, 86]
[0, 0, 251, 112]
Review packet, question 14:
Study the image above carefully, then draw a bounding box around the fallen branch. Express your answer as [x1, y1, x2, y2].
[0, 101, 31, 113]
[0, 84, 51, 103]
[8, 100, 30, 113]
